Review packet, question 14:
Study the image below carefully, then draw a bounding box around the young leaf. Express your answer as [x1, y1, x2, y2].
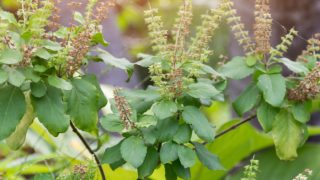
[92, 33, 109, 46]
[67, 78, 99, 132]
[102, 141, 123, 164]
[100, 114, 124, 132]
[0, 85, 26, 140]
[193, 142, 224, 170]
[135, 54, 160, 67]
[257, 100, 279, 132]
[220, 56, 254, 79]
[120, 136, 147, 168]
[272, 110, 304, 160]
[187, 82, 220, 99]
[173, 124, 192, 144]
[138, 147, 159, 179]
[233, 83, 260, 116]
[152, 100, 178, 120]
[32, 86, 70, 137]
[160, 141, 179, 164]
[0, 11, 17, 24]
[73, 11, 85, 24]
[182, 106, 215, 142]
[291, 101, 312, 123]
[177, 145, 196, 168]
[0, 49, 23, 64]
[42, 40, 63, 51]
[48, 75, 72, 91]
[257, 74, 286, 107]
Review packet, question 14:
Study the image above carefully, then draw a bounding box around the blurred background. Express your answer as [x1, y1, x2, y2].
[1, 0, 320, 179]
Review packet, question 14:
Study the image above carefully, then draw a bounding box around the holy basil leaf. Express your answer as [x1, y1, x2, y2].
[48, 75, 72, 91]
[42, 40, 62, 51]
[165, 164, 178, 180]
[82, 75, 107, 109]
[272, 110, 304, 160]
[91, 33, 109, 46]
[100, 114, 124, 133]
[257, 100, 279, 132]
[31, 86, 70, 136]
[193, 142, 224, 170]
[0, 69, 8, 84]
[291, 101, 312, 123]
[257, 74, 286, 107]
[142, 126, 157, 145]
[182, 106, 215, 142]
[280, 58, 309, 75]
[173, 124, 192, 144]
[31, 81, 47, 98]
[219, 56, 254, 79]
[7, 68, 25, 87]
[0, 49, 23, 64]
[160, 141, 179, 164]
[0, 85, 26, 140]
[172, 160, 191, 180]
[67, 78, 99, 132]
[73, 11, 85, 24]
[187, 82, 220, 99]
[155, 117, 179, 142]
[152, 100, 178, 120]
[0, 11, 17, 24]
[102, 141, 123, 164]
[120, 136, 147, 168]
[138, 147, 159, 179]
[177, 145, 196, 168]
[233, 83, 260, 116]
[34, 48, 52, 60]
[135, 53, 160, 67]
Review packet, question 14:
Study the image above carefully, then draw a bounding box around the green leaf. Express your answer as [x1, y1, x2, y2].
[165, 164, 178, 180]
[48, 75, 72, 91]
[67, 78, 99, 132]
[8, 68, 25, 87]
[280, 58, 309, 75]
[193, 142, 224, 170]
[0, 69, 8, 84]
[120, 136, 147, 168]
[257, 100, 279, 132]
[0, 11, 17, 24]
[257, 74, 286, 107]
[100, 114, 124, 132]
[33, 174, 54, 180]
[172, 160, 191, 180]
[32, 86, 70, 136]
[233, 83, 260, 116]
[272, 110, 304, 160]
[34, 48, 52, 60]
[182, 106, 215, 142]
[177, 145, 196, 168]
[42, 40, 63, 51]
[102, 142, 123, 164]
[245, 55, 257, 67]
[160, 141, 179, 164]
[138, 147, 159, 179]
[0, 49, 23, 64]
[292, 101, 312, 123]
[173, 124, 192, 144]
[31, 81, 47, 98]
[136, 115, 157, 128]
[187, 82, 220, 99]
[155, 117, 179, 142]
[0, 85, 26, 140]
[20, 68, 41, 82]
[73, 11, 85, 24]
[135, 54, 160, 67]
[82, 75, 107, 109]
[142, 126, 157, 145]
[152, 100, 178, 120]
[220, 56, 254, 79]
[92, 33, 109, 46]
[97, 50, 133, 79]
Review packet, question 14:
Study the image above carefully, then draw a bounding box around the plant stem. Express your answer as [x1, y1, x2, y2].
[215, 114, 257, 139]
[70, 122, 106, 180]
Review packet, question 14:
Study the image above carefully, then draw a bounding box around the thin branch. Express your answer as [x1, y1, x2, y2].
[202, 114, 257, 146]
[70, 122, 106, 180]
